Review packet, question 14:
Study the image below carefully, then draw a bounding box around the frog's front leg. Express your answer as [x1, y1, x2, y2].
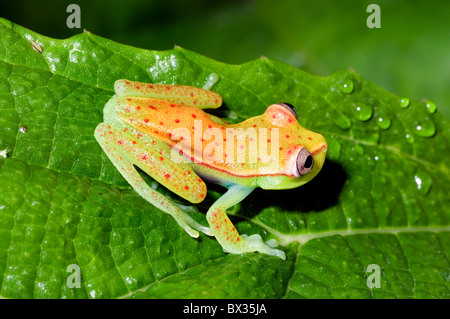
[207, 185, 286, 259]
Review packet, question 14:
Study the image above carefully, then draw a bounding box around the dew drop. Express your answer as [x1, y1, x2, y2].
[424, 100, 437, 114]
[377, 115, 391, 130]
[352, 103, 373, 121]
[413, 119, 436, 137]
[353, 144, 364, 155]
[399, 97, 410, 108]
[330, 111, 352, 129]
[405, 133, 414, 144]
[340, 79, 354, 94]
[413, 170, 433, 195]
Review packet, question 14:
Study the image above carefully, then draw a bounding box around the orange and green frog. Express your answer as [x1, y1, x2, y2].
[95, 76, 327, 259]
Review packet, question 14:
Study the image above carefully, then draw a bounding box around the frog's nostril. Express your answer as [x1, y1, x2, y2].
[297, 148, 314, 176]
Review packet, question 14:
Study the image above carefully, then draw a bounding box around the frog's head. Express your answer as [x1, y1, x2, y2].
[255, 103, 327, 190]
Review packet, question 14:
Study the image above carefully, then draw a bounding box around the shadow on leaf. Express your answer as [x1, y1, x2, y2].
[238, 159, 347, 219]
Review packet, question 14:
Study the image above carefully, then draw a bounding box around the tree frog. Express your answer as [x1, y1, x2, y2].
[95, 79, 327, 260]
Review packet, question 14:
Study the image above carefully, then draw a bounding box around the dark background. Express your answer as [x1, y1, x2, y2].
[1, 0, 449, 117]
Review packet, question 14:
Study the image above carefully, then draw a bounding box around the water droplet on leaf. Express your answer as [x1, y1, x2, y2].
[377, 115, 391, 130]
[399, 97, 410, 108]
[330, 111, 352, 129]
[424, 100, 437, 114]
[405, 133, 414, 144]
[352, 103, 373, 121]
[414, 170, 432, 195]
[340, 79, 354, 94]
[353, 144, 364, 155]
[413, 119, 436, 137]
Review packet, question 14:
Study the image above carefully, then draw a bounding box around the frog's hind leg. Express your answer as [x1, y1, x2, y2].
[95, 122, 212, 238]
[114, 79, 222, 109]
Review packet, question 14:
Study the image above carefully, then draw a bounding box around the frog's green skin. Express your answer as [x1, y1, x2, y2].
[95, 79, 327, 259]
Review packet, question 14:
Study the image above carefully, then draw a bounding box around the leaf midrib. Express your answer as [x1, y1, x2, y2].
[251, 220, 450, 246]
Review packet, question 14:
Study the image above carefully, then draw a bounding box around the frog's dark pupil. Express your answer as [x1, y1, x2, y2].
[304, 155, 313, 169]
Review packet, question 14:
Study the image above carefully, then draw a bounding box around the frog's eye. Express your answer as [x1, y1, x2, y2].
[278, 103, 297, 119]
[296, 148, 314, 176]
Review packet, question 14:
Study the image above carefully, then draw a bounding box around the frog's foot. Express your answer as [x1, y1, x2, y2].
[173, 211, 213, 238]
[224, 234, 286, 260]
[171, 202, 213, 237]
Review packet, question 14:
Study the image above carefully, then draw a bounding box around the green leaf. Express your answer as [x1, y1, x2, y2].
[0, 18, 449, 299]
